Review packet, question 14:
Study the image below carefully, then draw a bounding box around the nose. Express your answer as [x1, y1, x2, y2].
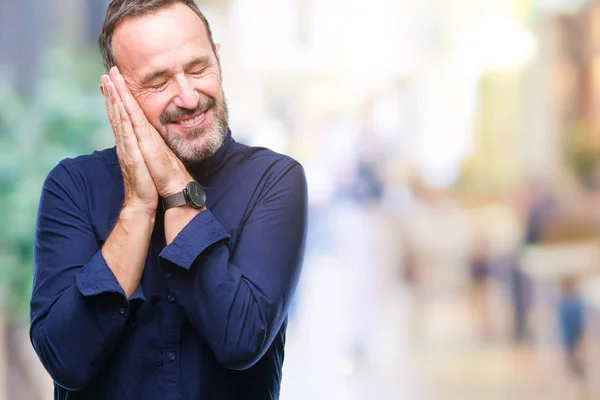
[173, 75, 198, 110]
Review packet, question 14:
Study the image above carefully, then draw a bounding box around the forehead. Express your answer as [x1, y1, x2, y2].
[112, 3, 213, 76]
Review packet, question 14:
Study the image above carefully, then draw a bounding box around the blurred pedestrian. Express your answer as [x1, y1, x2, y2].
[557, 275, 585, 377]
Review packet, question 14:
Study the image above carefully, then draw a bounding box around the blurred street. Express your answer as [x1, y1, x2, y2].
[282, 258, 586, 400]
[275, 190, 596, 400]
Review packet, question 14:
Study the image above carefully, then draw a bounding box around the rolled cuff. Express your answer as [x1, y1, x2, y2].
[159, 210, 230, 270]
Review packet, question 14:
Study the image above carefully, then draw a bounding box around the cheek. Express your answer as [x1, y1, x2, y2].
[193, 74, 222, 99]
[138, 94, 170, 125]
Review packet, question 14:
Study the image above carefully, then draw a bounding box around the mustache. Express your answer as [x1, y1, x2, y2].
[160, 96, 216, 124]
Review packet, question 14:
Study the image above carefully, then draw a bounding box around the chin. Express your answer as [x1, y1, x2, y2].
[169, 127, 226, 165]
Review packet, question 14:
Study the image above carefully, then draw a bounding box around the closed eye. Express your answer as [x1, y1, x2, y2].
[149, 81, 168, 90]
[188, 67, 207, 76]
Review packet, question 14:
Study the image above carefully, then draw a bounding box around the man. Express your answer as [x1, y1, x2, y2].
[29, 1, 307, 399]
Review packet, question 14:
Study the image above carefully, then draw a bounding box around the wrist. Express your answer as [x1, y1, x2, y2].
[162, 181, 190, 198]
[161, 171, 193, 198]
[164, 204, 206, 216]
[120, 204, 157, 222]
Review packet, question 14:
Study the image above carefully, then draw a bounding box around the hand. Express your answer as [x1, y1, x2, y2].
[108, 67, 192, 198]
[102, 74, 158, 214]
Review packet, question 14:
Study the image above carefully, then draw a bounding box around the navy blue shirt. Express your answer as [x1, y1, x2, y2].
[30, 131, 308, 399]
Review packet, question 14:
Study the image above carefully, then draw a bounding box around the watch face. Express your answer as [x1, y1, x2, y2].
[187, 181, 206, 208]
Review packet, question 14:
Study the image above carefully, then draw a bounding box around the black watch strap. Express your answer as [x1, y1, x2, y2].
[162, 191, 187, 211]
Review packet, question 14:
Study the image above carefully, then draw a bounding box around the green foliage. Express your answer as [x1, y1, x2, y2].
[0, 44, 112, 323]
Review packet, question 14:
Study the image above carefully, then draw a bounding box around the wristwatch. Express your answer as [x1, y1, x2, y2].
[162, 181, 207, 211]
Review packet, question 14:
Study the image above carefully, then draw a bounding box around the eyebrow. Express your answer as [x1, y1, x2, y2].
[140, 56, 213, 86]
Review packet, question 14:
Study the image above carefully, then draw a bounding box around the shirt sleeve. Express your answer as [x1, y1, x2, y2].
[159, 162, 308, 370]
[30, 162, 143, 391]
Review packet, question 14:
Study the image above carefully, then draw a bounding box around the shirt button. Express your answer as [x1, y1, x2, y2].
[166, 270, 172, 278]
[168, 352, 176, 362]
[118, 307, 126, 315]
[167, 294, 175, 303]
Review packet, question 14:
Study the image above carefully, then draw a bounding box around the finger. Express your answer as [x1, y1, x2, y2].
[102, 76, 128, 161]
[103, 86, 113, 125]
[105, 79, 123, 106]
[103, 75, 135, 158]
[106, 80, 132, 152]
[117, 102, 144, 162]
[101, 75, 115, 127]
[110, 67, 156, 142]
[106, 94, 119, 145]
[111, 100, 127, 158]
[102, 77, 128, 163]
[109, 67, 139, 116]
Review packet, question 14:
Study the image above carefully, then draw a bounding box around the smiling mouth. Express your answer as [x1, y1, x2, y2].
[178, 112, 204, 125]
[171, 109, 209, 129]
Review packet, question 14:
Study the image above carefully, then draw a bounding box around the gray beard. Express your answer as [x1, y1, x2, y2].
[163, 98, 229, 166]
[164, 116, 227, 166]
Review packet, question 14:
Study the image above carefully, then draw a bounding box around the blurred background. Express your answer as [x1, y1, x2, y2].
[3, 0, 600, 399]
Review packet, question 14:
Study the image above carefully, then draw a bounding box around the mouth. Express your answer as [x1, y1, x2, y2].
[171, 109, 209, 130]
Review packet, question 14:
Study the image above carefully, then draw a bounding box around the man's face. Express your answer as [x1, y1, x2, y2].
[111, 3, 228, 165]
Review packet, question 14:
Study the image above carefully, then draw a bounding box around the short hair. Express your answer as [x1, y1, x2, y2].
[98, 0, 216, 72]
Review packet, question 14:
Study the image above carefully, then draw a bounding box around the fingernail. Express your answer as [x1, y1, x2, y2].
[101, 75, 108, 91]
[100, 83, 105, 96]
